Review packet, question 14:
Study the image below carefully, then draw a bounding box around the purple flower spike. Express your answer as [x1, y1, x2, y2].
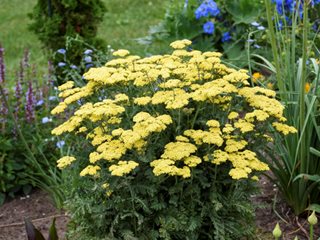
[25, 81, 35, 123]
[0, 44, 5, 84]
[14, 77, 23, 115]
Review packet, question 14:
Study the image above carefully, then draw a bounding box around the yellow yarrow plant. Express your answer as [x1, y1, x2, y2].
[51, 39, 296, 181]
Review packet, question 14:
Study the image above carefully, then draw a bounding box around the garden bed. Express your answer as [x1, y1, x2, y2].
[0, 176, 317, 240]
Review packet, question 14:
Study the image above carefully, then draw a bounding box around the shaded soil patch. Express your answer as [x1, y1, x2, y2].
[0, 190, 69, 240]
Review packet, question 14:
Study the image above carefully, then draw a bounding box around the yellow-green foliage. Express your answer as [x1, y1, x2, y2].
[52, 39, 296, 181]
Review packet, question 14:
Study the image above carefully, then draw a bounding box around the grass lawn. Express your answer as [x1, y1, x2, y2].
[0, 0, 169, 82]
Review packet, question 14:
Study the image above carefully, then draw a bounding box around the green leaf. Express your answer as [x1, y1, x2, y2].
[25, 218, 46, 240]
[294, 174, 320, 182]
[48, 218, 59, 240]
[0, 193, 5, 205]
[310, 147, 320, 157]
[225, 0, 262, 24]
[307, 204, 320, 213]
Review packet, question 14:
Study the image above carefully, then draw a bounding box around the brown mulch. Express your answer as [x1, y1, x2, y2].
[0, 176, 319, 240]
[254, 174, 320, 240]
[0, 190, 69, 240]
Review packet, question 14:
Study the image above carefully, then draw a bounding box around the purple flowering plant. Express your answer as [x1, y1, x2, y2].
[0, 46, 64, 205]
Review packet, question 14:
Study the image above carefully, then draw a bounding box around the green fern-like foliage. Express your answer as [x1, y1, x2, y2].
[64, 162, 257, 240]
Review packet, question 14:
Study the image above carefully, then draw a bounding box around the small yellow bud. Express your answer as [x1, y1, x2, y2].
[272, 223, 282, 238]
[308, 211, 318, 226]
[267, 82, 273, 89]
[305, 82, 311, 93]
[252, 72, 264, 83]
[294, 236, 299, 240]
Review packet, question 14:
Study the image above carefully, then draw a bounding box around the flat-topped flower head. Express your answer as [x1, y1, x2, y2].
[170, 39, 192, 49]
[112, 49, 130, 57]
[52, 39, 296, 181]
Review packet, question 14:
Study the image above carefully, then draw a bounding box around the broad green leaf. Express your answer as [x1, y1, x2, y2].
[225, 0, 262, 24]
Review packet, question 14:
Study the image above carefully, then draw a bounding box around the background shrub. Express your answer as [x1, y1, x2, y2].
[28, 0, 107, 84]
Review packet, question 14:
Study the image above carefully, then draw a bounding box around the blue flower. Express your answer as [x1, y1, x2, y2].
[70, 65, 78, 69]
[42, 117, 52, 124]
[195, 0, 220, 19]
[84, 56, 92, 63]
[36, 99, 44, 106]
[56, 140, 65, 149]
[58, 62, 66, 67]
[57, 48, 66, 54]
[84, 49, 93, 55]
[86, 63, 94, 69]
[203, 21, 215, 34]
[48, 96, 57, 101]
[221, 32, 231, 42]
[251, 21, 260, 27]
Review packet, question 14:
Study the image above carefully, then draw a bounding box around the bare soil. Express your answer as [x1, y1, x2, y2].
[0, 190, 69, 240]
[0, 175, 318, 240]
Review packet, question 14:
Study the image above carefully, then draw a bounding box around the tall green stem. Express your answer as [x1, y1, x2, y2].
[264, 0, 283, 98]
[300, 1, 308, 173]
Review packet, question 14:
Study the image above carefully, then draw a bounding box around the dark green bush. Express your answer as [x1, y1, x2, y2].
[28, 0, 106, 83]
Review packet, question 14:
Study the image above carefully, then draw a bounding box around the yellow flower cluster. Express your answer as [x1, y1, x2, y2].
[109, 160, 139, 176]
[52, 39, 296, 181]
[151, 141, 200, 178]
[57, 156, 76, 169]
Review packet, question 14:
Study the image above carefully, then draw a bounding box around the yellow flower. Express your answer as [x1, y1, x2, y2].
[113, 49, 130, 57]
[228, 112, 239, 120]
[57, 156, 76, 169]
[109, 160, 139, 176]
[272, 122, 297, 135]
[80, 165, 101, 176]
[267, 82, 273, 89]
[169, 39, 192, 49]
[252, 72, 264, 83]
[161, 141, 197, 161]
[134, 96, 152, 105]
[58, 81, 74, 91]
